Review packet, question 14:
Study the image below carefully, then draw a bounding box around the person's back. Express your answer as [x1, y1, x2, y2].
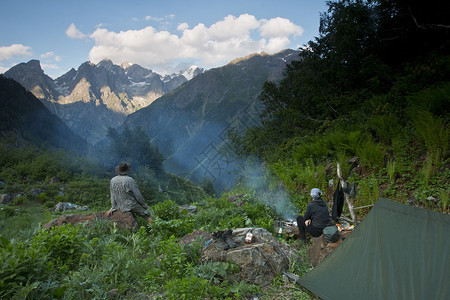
[297, 188, 331, 241]
[110, 175, 143, 212]
[305, 197, 331, 229]
[107, 162, 152, 223]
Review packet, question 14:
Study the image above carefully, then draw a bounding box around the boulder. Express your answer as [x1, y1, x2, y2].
[179, 230, 212, 245]
[29, 188, 45, 197]
[43, 210, 138, 230]
[309, 231, 351, 266]
[0, 194, 12, 204]
[178, 205, 198, 215]
[200, 228, 298, 286]
[55, 202, 89, 212]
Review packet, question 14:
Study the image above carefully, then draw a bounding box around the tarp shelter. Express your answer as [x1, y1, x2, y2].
[299, 198, 450, 300]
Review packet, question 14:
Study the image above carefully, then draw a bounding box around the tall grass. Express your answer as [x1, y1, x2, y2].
[421, 158, 433, 187]
[386, 159, 396, 183]
[440, 190, 449, 212]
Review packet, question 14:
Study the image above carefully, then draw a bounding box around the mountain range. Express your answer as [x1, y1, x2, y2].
[4, 49, 300, 190]
[0, 75, 88, 153]
[5, 59, 204, 143]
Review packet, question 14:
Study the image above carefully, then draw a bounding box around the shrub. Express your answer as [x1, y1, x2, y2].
[164, 276, 213, 300]
[151, 199, 181, 221]
[30, 225, 86, 271]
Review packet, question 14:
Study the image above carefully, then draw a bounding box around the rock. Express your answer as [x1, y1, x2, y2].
[325, 163, 334, 175]
[55, 202, 79, 212]
[427, 196, 437, 203]
[29, 188, 45, 197]
[309, 231, 351, 267]
[281, 225, 300, 240]
[49, 176, 61, 184]
[348, 156, 360, 166]
[328, 179, 334, 187]
[0, 194, 12, 204]
[200, 228, 298, 286]
[282, 272, 300, 284]
[179, 230, 213, 245]
[178, 205, 198, 215]
[43, 210, 138, 230]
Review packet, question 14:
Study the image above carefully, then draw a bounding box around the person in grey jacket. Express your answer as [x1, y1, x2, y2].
[107, 162, 152, 223]
[297, 188, 331, 241]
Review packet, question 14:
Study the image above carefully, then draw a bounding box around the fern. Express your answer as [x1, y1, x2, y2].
[410, 107, 449, 166]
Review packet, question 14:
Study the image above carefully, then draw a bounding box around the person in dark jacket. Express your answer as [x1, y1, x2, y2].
[297, 188, 331, 241]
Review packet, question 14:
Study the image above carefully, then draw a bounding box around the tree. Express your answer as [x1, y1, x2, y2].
[106, 126, 165, 174]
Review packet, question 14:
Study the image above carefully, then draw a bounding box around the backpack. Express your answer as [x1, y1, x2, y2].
[323, 225, 340, 243]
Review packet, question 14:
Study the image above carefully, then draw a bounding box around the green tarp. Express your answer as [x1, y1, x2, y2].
[299, 198, 450, 300]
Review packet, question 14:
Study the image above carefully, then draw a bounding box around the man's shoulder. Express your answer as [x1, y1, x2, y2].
[111, 175, 135, 183]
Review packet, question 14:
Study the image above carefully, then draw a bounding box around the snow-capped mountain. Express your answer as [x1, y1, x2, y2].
[5, 60, 204, 143]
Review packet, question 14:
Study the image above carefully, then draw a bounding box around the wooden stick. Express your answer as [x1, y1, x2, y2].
[353, 204, 375, 210]
[337, 162, 356, 224]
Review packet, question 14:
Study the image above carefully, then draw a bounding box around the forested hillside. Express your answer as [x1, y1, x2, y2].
[229, 0, 449, 217]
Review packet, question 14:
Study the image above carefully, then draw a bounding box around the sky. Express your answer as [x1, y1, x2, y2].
[0, 0, 328, 78]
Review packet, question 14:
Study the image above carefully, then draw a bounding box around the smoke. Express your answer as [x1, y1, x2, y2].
[238, 158, 300, 220]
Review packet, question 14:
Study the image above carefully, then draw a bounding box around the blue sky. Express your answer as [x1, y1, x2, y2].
[0, 0, 328, 78]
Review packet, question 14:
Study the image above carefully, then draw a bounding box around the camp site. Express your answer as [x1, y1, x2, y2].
[1, 0, 449, 298]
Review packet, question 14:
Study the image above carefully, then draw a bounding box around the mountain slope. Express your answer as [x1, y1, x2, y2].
[124, 49, 300, 191]
[5, 60, 204, 144]
[0, 75, 88, 153]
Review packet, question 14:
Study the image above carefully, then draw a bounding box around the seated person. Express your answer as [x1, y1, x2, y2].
[297, 188, 331, 241]
[107, 162, 152, 223]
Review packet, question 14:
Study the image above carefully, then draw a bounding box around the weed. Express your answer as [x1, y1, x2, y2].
[386, 159, 396, 183]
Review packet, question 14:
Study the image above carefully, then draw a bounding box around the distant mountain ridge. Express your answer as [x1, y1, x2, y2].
[0, 75, 88, 153]
[124, 49, 301, 190]
[5, 59, 204, 143]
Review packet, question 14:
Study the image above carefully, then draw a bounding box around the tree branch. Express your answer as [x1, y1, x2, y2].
[337, 161, 356, 223]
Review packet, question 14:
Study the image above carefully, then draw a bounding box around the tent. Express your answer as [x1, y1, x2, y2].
[299, 198, 450, 300]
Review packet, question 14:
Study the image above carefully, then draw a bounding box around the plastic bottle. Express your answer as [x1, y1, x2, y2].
[278, 227, 283, 238]
[245, 231, 254, 244]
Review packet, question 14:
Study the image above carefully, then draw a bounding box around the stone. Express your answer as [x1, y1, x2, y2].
[200, 228, 298, 286]
[309, 231, 351, 267]
[55, 202, 79, 212]
[282, 272, 300, 284]
[29, 188, 45, 197]
[348, 156, 360, 166]
[427, 196, 437, 203]
[43, 210, 138, 230]
[178, 205, 198, 215]
[49, 176, 61, 184]
[0, 194, 12, 204]
[179, 230, 212, 245]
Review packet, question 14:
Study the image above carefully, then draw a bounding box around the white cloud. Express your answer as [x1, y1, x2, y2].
[0, 65, 9, 74]
[41, 63, 59, 70]
[259, 17, 303, 38]
[177, 22, 189, 31]
[87, 14, 303, 71]
[0, 44, 32, 60]
[40, 51, 61, 62]
[66, 23, 86, 39]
